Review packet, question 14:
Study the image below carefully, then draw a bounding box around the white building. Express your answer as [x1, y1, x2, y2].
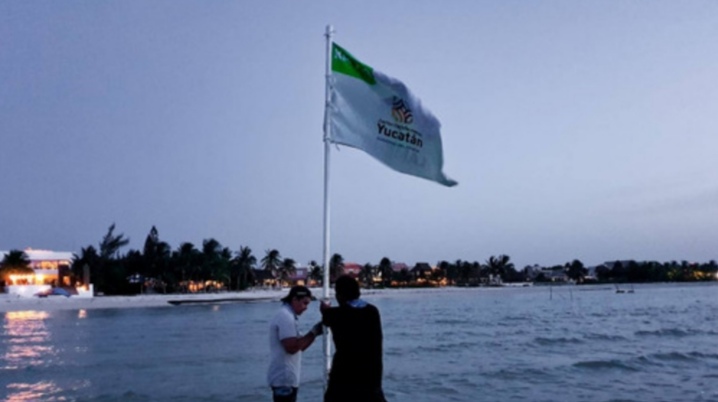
[1, 248, 93, 298]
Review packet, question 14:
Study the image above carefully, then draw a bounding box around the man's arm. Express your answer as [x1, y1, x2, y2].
[281, 322, 323, 354]
[280, 332, 316, 354]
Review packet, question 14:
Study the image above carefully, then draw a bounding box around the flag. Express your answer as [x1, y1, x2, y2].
[328, 43, 457, 187]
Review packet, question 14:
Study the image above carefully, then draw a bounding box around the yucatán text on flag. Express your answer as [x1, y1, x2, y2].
[328, 43, 457, 187]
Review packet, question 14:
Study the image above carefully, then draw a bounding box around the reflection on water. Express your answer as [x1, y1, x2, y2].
[2, 311, 64, 401]
[5, 381, 63, 402]
[3, 311, 54, 369]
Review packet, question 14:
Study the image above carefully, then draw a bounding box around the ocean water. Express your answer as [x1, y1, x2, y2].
[2, 283, 717, 402]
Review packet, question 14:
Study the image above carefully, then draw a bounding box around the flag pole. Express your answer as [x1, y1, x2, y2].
[321, 23, 334, 388]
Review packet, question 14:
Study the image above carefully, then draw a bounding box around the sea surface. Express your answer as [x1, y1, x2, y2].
[1, 283, 717, 402]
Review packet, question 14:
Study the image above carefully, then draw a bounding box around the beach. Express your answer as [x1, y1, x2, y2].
[0, 286, 464, 312]
[0, 288, 294, 312]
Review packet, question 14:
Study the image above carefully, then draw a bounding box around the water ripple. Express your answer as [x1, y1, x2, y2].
[534, 336, 583, 346]
[634, 328, 702, 338]
[573, 359, 639, 371]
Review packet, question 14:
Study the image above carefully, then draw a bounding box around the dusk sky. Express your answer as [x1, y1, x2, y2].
[2, 1, 717, 269]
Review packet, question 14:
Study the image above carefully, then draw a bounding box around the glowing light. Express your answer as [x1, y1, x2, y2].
[7, 274, 34, 285]
[5, 381, 62, 401]
[3, 310, 55, 372]
[6, 311, 49, 321]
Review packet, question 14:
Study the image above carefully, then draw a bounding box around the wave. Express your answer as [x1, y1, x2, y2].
[485, 367, 555, 381]
[634, 328, 704, 338]
[573, 359, 638, 371]
[534, 336, 583, 346]
[432, 318, 471, 325]
[422, 340, 482, 353]
[584, 333, 629, 342]
[652, 351, 718, 361]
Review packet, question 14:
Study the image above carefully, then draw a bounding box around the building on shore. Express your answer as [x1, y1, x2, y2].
[0, 248, 93, 298]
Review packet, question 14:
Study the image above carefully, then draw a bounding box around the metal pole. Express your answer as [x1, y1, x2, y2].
[321, 23, 334, 388]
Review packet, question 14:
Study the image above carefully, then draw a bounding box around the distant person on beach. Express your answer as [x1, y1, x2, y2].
[267, 285, 323, 402]
[320, 275, 388, 402]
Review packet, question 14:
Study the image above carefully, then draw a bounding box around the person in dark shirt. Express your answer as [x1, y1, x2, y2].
[320, 275, 388, 402]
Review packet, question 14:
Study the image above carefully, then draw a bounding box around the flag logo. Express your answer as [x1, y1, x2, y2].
[329, 42, 457, 187]
[391, 97, 413, 124]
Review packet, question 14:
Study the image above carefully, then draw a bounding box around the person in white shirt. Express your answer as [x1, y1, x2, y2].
[267, 285, 323, 402]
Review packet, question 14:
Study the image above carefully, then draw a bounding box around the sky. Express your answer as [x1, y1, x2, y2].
[2, 1, 717, 269]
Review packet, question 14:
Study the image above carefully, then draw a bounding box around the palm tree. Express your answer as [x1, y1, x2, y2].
[172, 242, 200, 292]
[153, 241, 172, 291]
[277, 258, 297, 286]
[143, 227, 170, 274]
[217, 247, 233, 290]
[310, 266, 323, 287]
[486, 255, 514, 282]
[329, 253, 345, 282]
[86, 224, 131, 294]
[72, 246, 100, 286]
[471, 261, 482, 283]
[438, 260, 452, 285]
[200, 239, 232, 289]
[99, 223, 130, 260]
[0, 250, 33, 285]
[142, 226, 171, 292]
[201, 239, 222, 285]
[360, 263, 375, 288]
[307, 260, 322, 287]
[234, 246, 257, 290]
[378, 257, 393, 288]
[261, 249, 282, 277]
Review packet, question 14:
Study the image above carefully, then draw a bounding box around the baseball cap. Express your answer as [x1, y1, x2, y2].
[281, 285, 313, 303]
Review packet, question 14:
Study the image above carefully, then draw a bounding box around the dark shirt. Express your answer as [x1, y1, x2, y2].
[321, 301, 385, 400]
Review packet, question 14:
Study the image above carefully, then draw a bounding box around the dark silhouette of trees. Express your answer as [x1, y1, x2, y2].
[378, 257, 393, 287]
[360, 263, 375, 288]
[233, 246, 256, 290]
[66, 223, 718, 294]
[277, 258, 297, 285]
[0, 250, 33, 286]
[329, 253, 345, 282]
[261, 249, 282, 277]
[566, 259, 587, 282]
[308, 260, 323, 286]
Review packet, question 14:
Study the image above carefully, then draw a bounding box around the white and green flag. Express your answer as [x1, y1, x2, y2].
[328, 43, 457, 187]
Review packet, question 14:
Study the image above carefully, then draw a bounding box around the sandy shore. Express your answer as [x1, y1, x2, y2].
[0, 286, 489, 313]
[0, 289, 293, 313]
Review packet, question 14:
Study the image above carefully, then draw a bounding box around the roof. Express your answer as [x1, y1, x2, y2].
[343, 263, 362, 274]
[0, 248, 73, 262]
[392, 262, 409, 272]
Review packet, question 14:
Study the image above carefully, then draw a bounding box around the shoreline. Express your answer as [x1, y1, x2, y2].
[0, 286, 491, 313]
[0, 289, 292, 313]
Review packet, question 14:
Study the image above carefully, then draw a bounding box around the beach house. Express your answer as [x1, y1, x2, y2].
[1, 249, 93, 298]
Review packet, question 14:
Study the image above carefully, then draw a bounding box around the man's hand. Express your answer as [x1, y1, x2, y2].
[310, 321, 324, 336]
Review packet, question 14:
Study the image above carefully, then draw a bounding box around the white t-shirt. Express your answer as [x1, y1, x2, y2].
[267, 304, 302, 388]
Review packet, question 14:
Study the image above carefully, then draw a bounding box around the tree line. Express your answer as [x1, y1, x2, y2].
[1, 224, 716, 295]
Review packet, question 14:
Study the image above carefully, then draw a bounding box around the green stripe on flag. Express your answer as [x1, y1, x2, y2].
[332, 43, 376, 85]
